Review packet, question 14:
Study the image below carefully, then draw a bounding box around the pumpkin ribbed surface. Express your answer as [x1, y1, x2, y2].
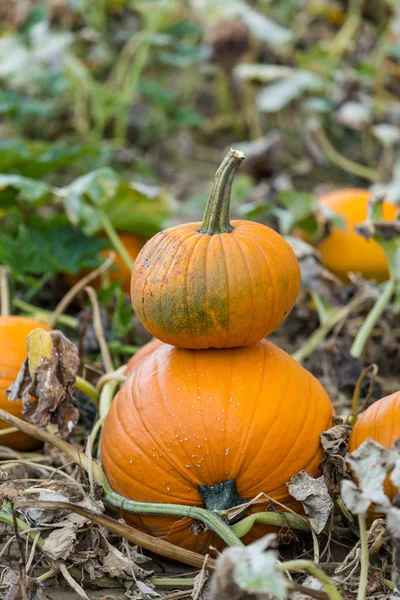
[316, 189, 398, 282]
[0, 316, 51, 450]
[349, 391, 400, 500]
[101, 339, 334, 552]
[126, 338, 162, 376]
[131, 220, 300, 349]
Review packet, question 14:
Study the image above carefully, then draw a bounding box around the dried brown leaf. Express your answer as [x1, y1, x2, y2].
[319, 422, 353, 496]
[287, 471, 333, 534]
[42, 523, 77, 560]
[7, 329, 80, 438]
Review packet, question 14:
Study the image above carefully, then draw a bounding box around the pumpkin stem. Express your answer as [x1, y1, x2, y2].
[198, 479, 247, 518]
[198, 149, 245, 235]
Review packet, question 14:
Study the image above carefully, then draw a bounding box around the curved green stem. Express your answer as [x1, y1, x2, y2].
[357, 514, 369, 600]
[198, 149, 244, 235]
[231, 511, 310, 538]
[279, 560, 344, 600]
[97, 208, 134, 271]
[13, 299, 78, 329]
[0, 508, 45, 547]
[293, 290, 369, 362]
[312, 122, 377, 182]
[103, 483, 243, 548]
[99, 365, 127, 420]
[75, 376, 100, 406]
[350, 278, 394, 359]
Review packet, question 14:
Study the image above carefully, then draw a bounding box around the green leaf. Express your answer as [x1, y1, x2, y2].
[58, 168, 120, 229]
[95, 180, 174, 238]
[0, 174, 51, 203]
[112, 288, 134, 338]
[277, 190, 316, 222]
[0, 221, 106, 290]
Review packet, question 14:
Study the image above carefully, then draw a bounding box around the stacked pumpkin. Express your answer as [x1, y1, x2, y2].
[101, 150, 334, 552]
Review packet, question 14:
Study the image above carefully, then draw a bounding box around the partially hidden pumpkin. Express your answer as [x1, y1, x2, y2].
[315, 189, 398, 282]
[101, 338, 334, 553]
[0, 316, 52, 450]
[68, 232, 145, 293]
[131, 149, 300, 349]
[126, 338, 162, 376]
[349, 391, 400, 500]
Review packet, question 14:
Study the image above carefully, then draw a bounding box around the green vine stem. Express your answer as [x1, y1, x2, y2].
[0, 266, 10, 317]
[0, 507, 45, 547]
[350, 277, 395, 359]
[99, 365, 127, 420]
[357, 514, 369, 600]
[198, 149, 244, 236]
[310, 121, 377, 182]
[231, 511, 310, 537]
[348, 364, 378, 426]
[13, 299, 78, 329]
[75, 376, 100, 406]
[293, 290, 370, 362]
[278, 560, 344, 600]
[97, 208, 134, 271]
[0, 408, 243, 549]
[103, 481, 243, 548]
[48, 252, 116, 329]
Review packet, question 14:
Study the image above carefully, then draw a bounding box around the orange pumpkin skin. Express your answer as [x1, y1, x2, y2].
[349, 391, 400, 500]
[131, 221, 300, 349]
[0, 317, 51, 450]
[101, 339, 334, 552]
[316, 189, 398, 282]
[68, 232, 145, 293]
[131, 150, 300, 349]
[126, 339, 163, 376]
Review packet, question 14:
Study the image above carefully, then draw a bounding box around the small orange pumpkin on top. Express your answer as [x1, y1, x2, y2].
[131, 150, 300, 349]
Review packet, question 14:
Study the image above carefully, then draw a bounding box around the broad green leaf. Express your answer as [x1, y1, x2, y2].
[0, 174, 50, 202]
[93, 181, 174, 238]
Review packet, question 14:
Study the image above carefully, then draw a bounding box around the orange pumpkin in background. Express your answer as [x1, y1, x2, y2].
[101, 339, 334, 553]
[349, 391, 400, 500]
[315, 189, 398, 282]
[131, 150, 300, 349]
[68, 232, 145, 293]
[0, 316, 51, 450]
[126, 338, 162, 376]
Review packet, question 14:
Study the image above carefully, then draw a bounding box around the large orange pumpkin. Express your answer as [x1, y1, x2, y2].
[101, 339, 334, 553]
[0, 316, 52, 450]
[131, 150, 300, 349]
[68, 232, 145, 293]
[349, 391, 400, 500]
[126, 338, 162, 376]
[315, 189, 398, 282]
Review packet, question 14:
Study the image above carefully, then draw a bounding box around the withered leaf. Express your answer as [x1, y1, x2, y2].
[285, 236, 342, 303]
[42, 523, 77, 560]
[319, 423, 353, 496]
[287, 471, 333, 534]
[4, 577, 41, 600]
[320, 424, 352, 456]
[7, 329, 80, 438]
[342, 439, 392, 515]
[101, 543, 151, 579]
[356, 221, 400, 242]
